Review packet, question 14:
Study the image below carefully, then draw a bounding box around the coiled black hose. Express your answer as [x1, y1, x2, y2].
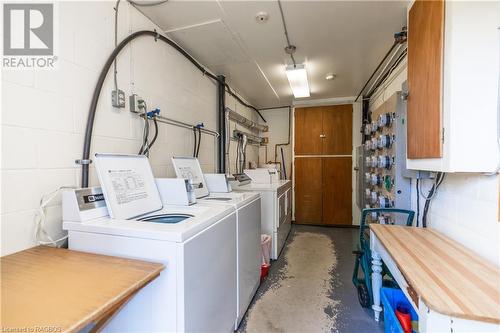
[81, 30, 217, 186]
[81, 30, 266, 187]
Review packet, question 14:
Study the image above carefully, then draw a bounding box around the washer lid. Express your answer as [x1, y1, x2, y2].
[171, 156, 209, 198]
[94, 153, 163, 220]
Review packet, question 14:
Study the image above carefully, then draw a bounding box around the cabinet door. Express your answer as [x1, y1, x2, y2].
[322, 157, 352, 225]
[294, 107, 323, 155]
[294, 158, 322, 224]
[407, 0, 444, 158]
[322, 104, 353, 155]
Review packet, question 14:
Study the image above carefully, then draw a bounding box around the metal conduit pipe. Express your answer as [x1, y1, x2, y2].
[217, 75, 226, 174]
[226, 107, 268, 132]
[79, 30, 263, 186]
[224, 109, 231, 175]
[149, 115, 219, 137]
[232, 129, 263, 145]
[274, 106, 291, 163]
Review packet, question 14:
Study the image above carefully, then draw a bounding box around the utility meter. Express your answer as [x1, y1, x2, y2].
[363, 124, 372, 136]
[370, 191, 379, 204]
[378, 214, 392, 225]
[370, 173, 383, 186]
[377, 155, 393, 169]
[365, 156, 372, 168]
[364, 172, 371, 184]
[365, 188, 371, 200]
[378, 134, 394, 149]
[379, 196, 393, 208]
[371, 138, 378, 150]
[378, 112, 394, 128]
[370, 156, 378, 168]
[364, 140, 372, 151]
[371, 121, 378, 133]
[384, 175, 393, 191]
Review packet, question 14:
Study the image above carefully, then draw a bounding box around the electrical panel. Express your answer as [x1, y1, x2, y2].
[358, 90, 413, 225]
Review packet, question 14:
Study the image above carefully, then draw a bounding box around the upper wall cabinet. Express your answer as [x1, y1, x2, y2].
[406, 0, 500, 172]
[294, 105, 352, 156]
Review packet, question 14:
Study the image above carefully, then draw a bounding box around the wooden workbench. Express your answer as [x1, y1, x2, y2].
[370, 225, 500, 332]
[1, 246, 164, 332]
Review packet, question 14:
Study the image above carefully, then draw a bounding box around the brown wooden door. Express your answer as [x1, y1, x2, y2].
[294, 157, 322, 224]
[407, 0, 444, 158]
[294, 107, 323, 155]
[322, 157, 352, 225]
[322, 104, 353, 155]
[294, 104, 353, 225]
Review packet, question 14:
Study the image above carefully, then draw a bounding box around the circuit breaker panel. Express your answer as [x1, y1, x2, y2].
[361, 90, 413, 225]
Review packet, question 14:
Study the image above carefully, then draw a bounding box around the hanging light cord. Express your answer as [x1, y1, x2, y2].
[277, 0, 296, 67]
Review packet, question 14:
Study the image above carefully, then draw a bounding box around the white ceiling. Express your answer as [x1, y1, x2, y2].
[139, 0, 407, 108]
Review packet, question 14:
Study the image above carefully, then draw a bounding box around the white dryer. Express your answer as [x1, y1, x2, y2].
[63, 154, 237, 333]
[231, 179, 292, 260]
[171, 157, 261, 329]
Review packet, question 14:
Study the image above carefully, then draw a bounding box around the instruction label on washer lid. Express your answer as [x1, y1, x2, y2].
[108, 169, 148, 204]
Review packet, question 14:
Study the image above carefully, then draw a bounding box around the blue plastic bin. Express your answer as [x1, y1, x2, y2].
[381, 287, 418, 333]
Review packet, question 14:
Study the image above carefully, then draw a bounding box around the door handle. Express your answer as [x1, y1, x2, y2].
[319, 134, 326, 138]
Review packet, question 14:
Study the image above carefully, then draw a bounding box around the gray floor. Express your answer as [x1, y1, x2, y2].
[238, 225, 384, 333]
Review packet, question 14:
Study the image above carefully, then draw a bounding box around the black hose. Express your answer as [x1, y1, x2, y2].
[416, 178, 420, 227]
[144, 116, 159, 155]
[354, 42, 398, 102]
[225, 85, 266, 123]
[196, 127, 202, 157]
[81, 30, 264, 186]
[422, 173, 445, 228]
[82, 30, 219, 186]
[192, 127, 198, 157]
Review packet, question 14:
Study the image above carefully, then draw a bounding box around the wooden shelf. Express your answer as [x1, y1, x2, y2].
[1, 246, 164, 332]
[370, 225, 500, 324]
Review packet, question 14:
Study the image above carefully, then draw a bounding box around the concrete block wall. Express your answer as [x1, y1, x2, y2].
[0, 1, 258, 256]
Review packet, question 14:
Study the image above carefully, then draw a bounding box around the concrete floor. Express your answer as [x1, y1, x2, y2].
[238, 225, 384, 333]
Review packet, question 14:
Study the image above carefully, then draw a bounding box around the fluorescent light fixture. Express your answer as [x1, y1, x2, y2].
[285, 64, 310, 98]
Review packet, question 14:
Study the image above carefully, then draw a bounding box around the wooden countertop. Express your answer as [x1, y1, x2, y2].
[371, 225, 500, 324]
[1, 246, 164, 332]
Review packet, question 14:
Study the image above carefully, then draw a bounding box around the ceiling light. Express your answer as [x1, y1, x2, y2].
[325, 73, 336, 81]
[285, 64, 310, 98]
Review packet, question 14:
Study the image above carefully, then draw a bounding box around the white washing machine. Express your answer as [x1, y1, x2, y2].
[171, 157, 261, 329]
[63, 154, 237, 333]
[197, 192, 261, 329]
[231, 178, 292, 260]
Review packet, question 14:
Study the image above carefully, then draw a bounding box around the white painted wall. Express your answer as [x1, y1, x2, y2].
[257, 107, 292, 179]
[370, 61, 500, 267]
[0, 1, 257, 256]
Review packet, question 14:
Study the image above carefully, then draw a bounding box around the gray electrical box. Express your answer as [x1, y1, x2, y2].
[360, 84, 413, 225]
[355, 145, 367, 210]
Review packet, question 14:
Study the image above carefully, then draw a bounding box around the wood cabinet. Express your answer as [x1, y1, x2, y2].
[406, 0, 499, 172]
[322, 157, 352, 225]
[407, 0, 444, 159]
[295, 105, 352, 156]
[295, 157, 323, 223]
[294, 105, 353, 225]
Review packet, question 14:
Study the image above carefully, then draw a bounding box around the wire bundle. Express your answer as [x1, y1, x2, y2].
[34, 186, 76, 246]
[417, 172, 446, 228]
